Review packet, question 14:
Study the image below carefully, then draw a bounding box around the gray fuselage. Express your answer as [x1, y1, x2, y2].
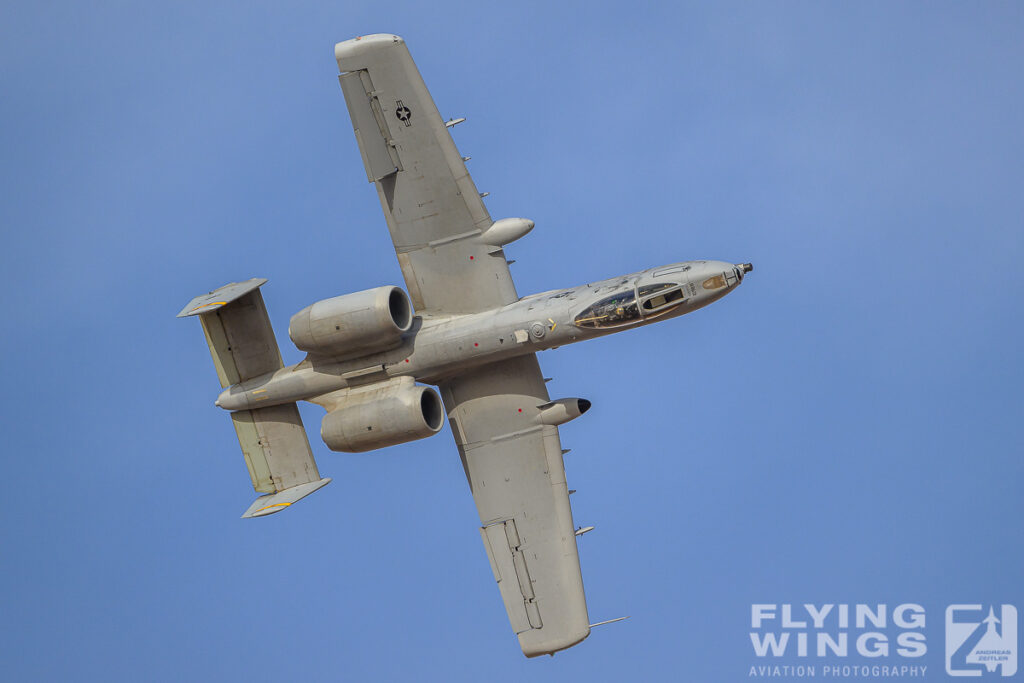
[216, 260, 749, 411]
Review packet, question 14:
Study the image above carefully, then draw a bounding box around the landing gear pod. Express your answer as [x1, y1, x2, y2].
[536, 398, 591, 426]
[476, 217, 535, 250]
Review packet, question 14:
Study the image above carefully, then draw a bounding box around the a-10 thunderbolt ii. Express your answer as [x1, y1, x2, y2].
[179, 33, 752, 657]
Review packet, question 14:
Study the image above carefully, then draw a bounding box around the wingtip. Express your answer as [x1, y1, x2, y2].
[335, 34, 405, 66]
[519, 626, 591, 658]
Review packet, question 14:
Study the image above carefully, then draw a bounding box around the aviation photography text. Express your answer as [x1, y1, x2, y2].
[749, 603, 928, 679]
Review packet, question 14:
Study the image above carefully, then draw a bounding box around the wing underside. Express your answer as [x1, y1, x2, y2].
[335, 34, 518, 314]
[439, 355, 590, 657]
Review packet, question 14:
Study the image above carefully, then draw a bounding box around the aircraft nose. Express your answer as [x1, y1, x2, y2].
[689, 261, 750, 301]
[718, 262, 752, 289]
[733, 262, 753, 283]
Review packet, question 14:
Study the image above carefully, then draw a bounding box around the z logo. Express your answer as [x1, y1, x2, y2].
[947, 605, 1017, 677]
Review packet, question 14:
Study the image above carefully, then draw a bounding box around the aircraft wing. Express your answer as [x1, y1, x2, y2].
[335, 34, 518, 315]
[438, 355, 590, 657]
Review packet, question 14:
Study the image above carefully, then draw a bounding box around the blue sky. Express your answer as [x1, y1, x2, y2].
[2, 2, 1022, 681]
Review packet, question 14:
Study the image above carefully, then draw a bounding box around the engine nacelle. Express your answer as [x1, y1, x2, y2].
[288, 286, 412, 359]
[320, 378, 444, 453]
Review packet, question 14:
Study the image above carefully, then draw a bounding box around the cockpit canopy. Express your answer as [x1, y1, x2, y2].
[573, 291, 640, 329]
[638, 282, 685, 312]
[573, 282, 687, 329]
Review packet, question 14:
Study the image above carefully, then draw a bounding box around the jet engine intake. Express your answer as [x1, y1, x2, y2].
[320, 379, 444, 453]
[289, 286, 412, 359]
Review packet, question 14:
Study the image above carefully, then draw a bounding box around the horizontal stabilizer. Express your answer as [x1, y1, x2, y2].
[242, 477, 332, 518]
[178, 278, 281, 388]
[176, 278, 268, 318]
[179, 281, 328, 509]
